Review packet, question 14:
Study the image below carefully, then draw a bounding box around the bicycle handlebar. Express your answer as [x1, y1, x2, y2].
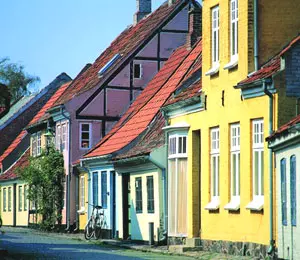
[86, 202, 102, 209]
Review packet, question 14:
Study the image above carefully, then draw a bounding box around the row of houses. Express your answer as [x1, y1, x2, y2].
[1, 0, 300, 258]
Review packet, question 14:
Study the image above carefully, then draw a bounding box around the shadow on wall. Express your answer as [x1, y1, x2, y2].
[129, 199, 142, 241]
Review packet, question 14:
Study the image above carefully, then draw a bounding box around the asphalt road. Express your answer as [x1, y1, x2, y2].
[0, 227, 193, 260]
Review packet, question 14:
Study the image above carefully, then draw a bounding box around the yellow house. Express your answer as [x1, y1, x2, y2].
[76, 167, 88, 231]
[163, 0, 300, 257]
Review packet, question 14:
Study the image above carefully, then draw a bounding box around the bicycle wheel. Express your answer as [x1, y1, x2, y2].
[84, 220, 94, 240]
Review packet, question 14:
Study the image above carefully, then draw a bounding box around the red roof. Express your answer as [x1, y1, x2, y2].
[238, 34, 300, 86]
[267, 114, 300, 141]
[53, 0, 187, 107]
[0, 149, 29, 181]
[84, 40, 203, 159]
[0, 81, 71, 167]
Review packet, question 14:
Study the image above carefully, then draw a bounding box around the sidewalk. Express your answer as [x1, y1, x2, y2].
[1, 227, 252, 259]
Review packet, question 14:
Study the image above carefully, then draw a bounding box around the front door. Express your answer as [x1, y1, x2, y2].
[122, 174, 131, 239]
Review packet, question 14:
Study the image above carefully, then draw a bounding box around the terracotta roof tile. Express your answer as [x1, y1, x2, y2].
[0, 149, 29, 181]
[84, 40, 203, 159]
[54, 0, 186, 106]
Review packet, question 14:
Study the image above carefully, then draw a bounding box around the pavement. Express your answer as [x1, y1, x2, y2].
[0, 227, 252, 259]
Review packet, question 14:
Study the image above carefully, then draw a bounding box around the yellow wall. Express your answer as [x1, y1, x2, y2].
[167, 0, 299, 246]
[79, 172, 88, 230]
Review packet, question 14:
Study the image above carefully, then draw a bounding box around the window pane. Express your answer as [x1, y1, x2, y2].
[19, 186, 22, 211]
[178, 137, 182, 153]
[24, 186, 28, 211]
[147, 176, 154, 213]
[93, 172, 98, 206]
[135, 177, 142, 213]
[260, 150, 264, 196]
[81, 124, 89, 131]
[281, 159, 287, 225]
[254, 151, 259, 196]
[101, 171, 107, 209]
[8, 187, 11, 211]
[183, 137, 187, 154]
[233, 154, 236, 196]
[291, 156, 296, 226]
[3, 188, 6, 211]
[81, 133, 89, 140]
[168, 159, 176, 234]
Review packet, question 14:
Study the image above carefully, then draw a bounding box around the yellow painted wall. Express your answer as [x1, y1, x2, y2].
[167, 0, 299, 247]
[79, 172, 88, 230]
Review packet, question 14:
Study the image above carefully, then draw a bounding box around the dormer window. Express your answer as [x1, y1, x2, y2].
[134, 64, 142, 79]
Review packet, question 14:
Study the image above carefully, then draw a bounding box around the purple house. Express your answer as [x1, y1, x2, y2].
[47, 0, 200, 231]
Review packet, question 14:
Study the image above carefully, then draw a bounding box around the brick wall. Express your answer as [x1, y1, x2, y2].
[285, 42, 300, 97]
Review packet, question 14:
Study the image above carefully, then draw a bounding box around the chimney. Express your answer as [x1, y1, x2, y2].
[168, 0, 177, 7]
[186, 5, 202, 49]
[134, 0, 152, 25]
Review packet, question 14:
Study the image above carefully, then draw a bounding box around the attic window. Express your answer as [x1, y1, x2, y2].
[134, 64, 142, 79]
[98, 54, 121, 77]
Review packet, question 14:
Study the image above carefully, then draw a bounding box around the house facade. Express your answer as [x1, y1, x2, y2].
[49, 0, 200, 233]
[163, 0, 300, 257]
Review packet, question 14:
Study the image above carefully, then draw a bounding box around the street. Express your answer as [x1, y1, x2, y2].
[0, 227, 192, 260]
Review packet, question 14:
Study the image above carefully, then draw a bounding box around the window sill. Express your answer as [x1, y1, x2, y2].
[205, 65, 220, 76]
[223, 59, 238, 70]
[205, 197, 220, 210]
[246, 197, 264, 211]
[224, 197, 240, 211]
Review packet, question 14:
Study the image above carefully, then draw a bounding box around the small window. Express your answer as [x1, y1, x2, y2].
[8, 187, 12, 212]
[24, 185, 28, 211]
[135, 177, 143, 213]
[80, 176, 85, 209]
[291, 155, 296, 226]
[3, 188, 6, 212]
[147, 176, 154, 213]
[230, 0, 238, 59]
[281, 158, 287, 226]
[168, 135, 187, 157]
[134, 64, 142, 79]
[212, 6, 220, 66]
[101, 171, 107, 209]
[93, 172, 99, 206]
[62, 124, 67, 150]
[80, 123, 91, 149]
[18, 186, 23, 211]
[56, 125, 61, 150]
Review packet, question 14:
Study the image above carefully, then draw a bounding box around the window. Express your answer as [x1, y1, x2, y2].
[62, 124, 67, 150]
[8, 187, 11, 212]
[24, 185, 28, 211]
[32, 135, 37, 157]
[134, 64, 142, 79]
[93, 172, 99, 206]
[80, 123, 91, 149]
[3, 188, 6, 212]
[212, 6, 219, 66]
[80, 176, 85, 209]
[101, 171, 107, 209]
[225, 124, 240, 210]
[230, 0, 238, 59]
[205, 128, 220, 210]
[290, 155, 296, 226]
[56, 125, 61, 150]
[32, 132, 41, 157]
[281, 158, 287, 226]
[246, 119, 264, 211]
[135, 177, 142, 213]
[18, 186, 23, 211]
[147, 176, 154, 213]
[168, 133, 188, 236]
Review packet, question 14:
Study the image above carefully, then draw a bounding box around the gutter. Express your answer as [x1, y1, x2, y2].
[263, 80, 275, 255]
[254, 0, 259, 71]
[59, 105, 72, 232]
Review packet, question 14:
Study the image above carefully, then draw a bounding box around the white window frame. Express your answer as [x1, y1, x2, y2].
[225, 124, 240, 211]
[56, 124, 61, 151]
[205, 127, 220, 210]
[77, 176, 85, 214]
[206, 6, 220, 76]
[3, 188, 6, 212]
[62, 123, 67, 150]
[168, 132, 188, 237]
[80, 122, 92, 150]
[37, 132, 42, 156]
[18, 185, 23, 211]
[32, 134, 37, 157]
[133, 63, 143, 79]
[246, 119, 264, 211]
[8, 187, 12, 212]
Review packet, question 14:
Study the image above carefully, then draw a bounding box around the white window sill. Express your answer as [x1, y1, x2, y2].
[205, 65, 220, 76]
[205, 197, 220, 210]
[77, 208, 87, 215]
[224, 197, 240, 211]
[223, 59, 238, 70]
[246, 196, 264, 211]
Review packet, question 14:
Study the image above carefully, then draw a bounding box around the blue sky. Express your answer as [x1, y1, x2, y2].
[1, 0, 167, 91]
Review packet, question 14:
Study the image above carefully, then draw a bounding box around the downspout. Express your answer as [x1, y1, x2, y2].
[263, 80, 275, 254]
[254, 0, 259, 71]
[60, 106, 72, 232]
[148, 156, 167, 245]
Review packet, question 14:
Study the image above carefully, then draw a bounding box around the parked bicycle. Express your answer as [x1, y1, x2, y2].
[84, 204, 104, 240]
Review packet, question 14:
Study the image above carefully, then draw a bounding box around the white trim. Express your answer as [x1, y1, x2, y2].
[205, 65, 219, 76]
[211, 5, 219, 67]
[224, 196, 240, 211]
[230, 0, 238, 60]
[162, 123, 190, 131]
[223, 58, 238, 70]
[133, 63, 143, 79]
[205, 196, 220, 210]
[246, 196, 264, 211]
[79, 122, 92, 150]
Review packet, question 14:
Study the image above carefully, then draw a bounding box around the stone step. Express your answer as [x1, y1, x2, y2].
[168, 245, 203, 254]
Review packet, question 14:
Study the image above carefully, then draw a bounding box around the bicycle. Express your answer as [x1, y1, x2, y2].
[84, 204, 104, 240]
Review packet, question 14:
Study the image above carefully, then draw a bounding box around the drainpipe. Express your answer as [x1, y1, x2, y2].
[254, 0, 259, 71]
[148, 156, 167, 245]
[60, 106, 72, 232]
[263, 80, 275, 255]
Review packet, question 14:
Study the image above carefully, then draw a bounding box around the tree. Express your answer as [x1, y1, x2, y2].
[0, 58, 40, 103]
[18, 146, 65, 230]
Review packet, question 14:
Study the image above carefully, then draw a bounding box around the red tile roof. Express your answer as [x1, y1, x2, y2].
[84, 40, 203, 159]
[0, 81, 71, 167]
[0, 149, 29, 181]
[267, 114, 300, 141]
[54, 0, 187, 107]
[238, 34, 300, 86]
